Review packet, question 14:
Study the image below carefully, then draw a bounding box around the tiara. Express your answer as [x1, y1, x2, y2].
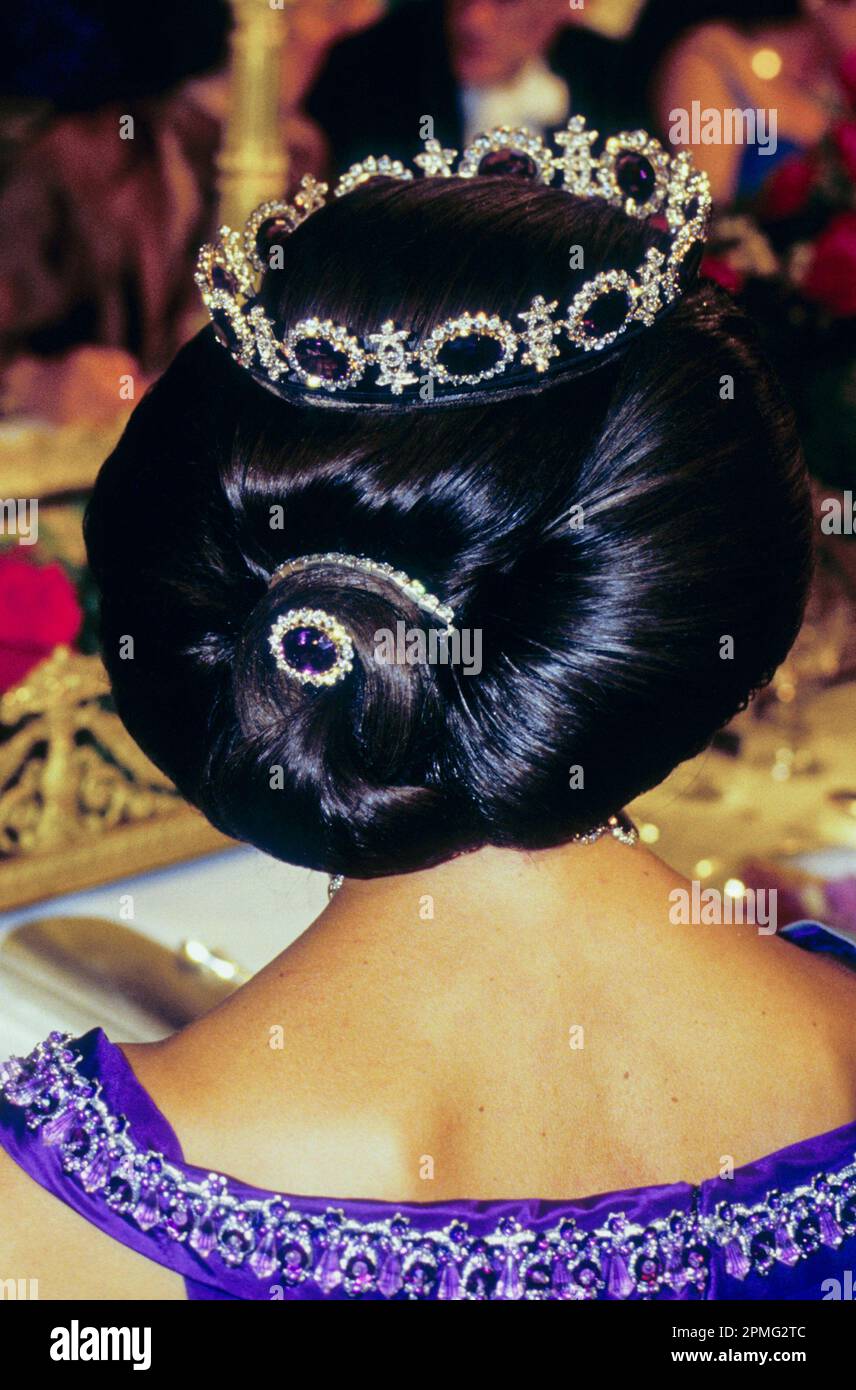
[195, 117, 712, 409]
[267, 552, 455, 687]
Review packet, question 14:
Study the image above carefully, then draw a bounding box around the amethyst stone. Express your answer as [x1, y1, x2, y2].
[293, 337, 352, 383]
[105, 1174, 134, 1210]
[255, 215, 292, 262]
[615, 152, 656, 203]
[344, 1252, 376, 1294]
[723, 1238, 751, 1281]
[65, 1124, 93, 1161]
[281, 625, 338, 676]
[281, 1241, 310, 1279]
[437, 332, 503, 378]
[377, 1252, 404, 1298]
[437, 1261, 461, 1300]
[523, 1258, 553, 1294]
[248, 1233, 280, 1281]
[477, 149, 538, 180]
[582, 289, 630, 339]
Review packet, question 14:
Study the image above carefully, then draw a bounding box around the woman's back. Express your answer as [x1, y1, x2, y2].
[126, 844, 856, 1202]
[4, 840, 856, 1299]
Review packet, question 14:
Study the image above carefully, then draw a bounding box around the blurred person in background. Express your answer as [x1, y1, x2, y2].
[285, 0, 387, 108]
[305, 0, 649, 173]
[650, 0, 856, 204]
[0, 2, 406, 427]
[0, 0, 232, 425]
[280, 1, 389, 174]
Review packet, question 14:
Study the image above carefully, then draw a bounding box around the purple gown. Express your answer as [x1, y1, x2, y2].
[1, 920, 855, 1301]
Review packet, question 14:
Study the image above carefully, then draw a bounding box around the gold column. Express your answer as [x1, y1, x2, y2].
[218, 0, 294, 227]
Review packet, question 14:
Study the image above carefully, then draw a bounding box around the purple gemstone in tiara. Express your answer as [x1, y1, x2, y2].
[281, 625, 338, 676]
[283, 318, 368, 391]
[615, 152, 656, 204]
[211, 264, 239, 293]
[582, 289, 630, 339]
[477, 149, 539, 180]
[255, 214, 294, 261]
[436, 331, 503, 377]
[293, 337, 351, 383]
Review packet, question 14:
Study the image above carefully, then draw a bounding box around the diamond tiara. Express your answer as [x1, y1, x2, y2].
[269, 552, 456, 634]
[195, 117, 712, 408]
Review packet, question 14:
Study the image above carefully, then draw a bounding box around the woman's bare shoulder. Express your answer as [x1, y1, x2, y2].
[0, 1143, 186, 1300]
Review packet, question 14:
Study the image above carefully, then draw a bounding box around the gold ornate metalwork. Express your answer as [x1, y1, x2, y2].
[0, 647, 232, 911]
[218, 0, 293, 228]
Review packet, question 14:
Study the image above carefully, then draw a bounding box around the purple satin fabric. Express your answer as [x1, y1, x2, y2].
[2, 919, 855, 1300]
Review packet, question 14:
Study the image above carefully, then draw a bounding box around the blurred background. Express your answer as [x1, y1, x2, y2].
[1, 0, 855, 1056]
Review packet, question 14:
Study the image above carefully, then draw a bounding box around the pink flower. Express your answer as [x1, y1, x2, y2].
[762, 153, 816, 219]
[700, 255, 745, 295]
[833, 120, 856, 184]
[802, 211, 856, 318]
[838, 48, 856, 109]
[0, 553, 83, 693]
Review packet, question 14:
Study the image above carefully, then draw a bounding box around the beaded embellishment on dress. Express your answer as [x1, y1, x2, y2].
[2, 1031, 855, 1300]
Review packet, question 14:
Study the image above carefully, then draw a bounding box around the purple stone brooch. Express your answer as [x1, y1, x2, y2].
[268, 608, 355, 688]
[266, 552, 456, 689]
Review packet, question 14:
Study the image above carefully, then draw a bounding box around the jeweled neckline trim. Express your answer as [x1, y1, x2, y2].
[2, 1031, 855, 1300]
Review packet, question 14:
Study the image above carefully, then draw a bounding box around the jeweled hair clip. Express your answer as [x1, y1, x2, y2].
[267, 553, 456, 687]
[196, 117, 712, 409]
[268, 608, 355, 687]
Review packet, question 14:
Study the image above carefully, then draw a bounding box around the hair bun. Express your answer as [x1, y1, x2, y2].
[214, 557, 474, 875]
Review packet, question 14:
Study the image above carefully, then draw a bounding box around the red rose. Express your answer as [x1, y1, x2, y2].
[801, 211, 856, 317]
[0, 553, 83, 693]
[700, 255, 745, 295]
[833, 120, 856, 184]
[839, 48, 856, 109]
[761, 153, 816, 219]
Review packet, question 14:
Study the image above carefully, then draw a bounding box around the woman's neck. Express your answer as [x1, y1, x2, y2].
[317, 834, 664, 966]
[132, 834, 856, 1200]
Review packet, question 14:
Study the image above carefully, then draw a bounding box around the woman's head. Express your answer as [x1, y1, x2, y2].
[84, 175, 811, 876]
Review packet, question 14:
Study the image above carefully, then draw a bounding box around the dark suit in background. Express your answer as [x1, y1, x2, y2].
[306, 0, 650, 173]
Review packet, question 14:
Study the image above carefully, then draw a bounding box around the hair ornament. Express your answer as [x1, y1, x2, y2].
[195, 115, 712, 409]
[267, 552, 456, 687]
[267, 608, 355, 687]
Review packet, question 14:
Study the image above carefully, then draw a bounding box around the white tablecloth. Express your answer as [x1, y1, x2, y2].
[0, 848, 328, 1058]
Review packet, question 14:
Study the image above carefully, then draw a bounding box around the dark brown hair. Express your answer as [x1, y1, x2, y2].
[84, 176, 811, 876]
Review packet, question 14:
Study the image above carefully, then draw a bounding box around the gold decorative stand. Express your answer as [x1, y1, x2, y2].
[0, 648, 232, 911]
[217, 0, 293, 226]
